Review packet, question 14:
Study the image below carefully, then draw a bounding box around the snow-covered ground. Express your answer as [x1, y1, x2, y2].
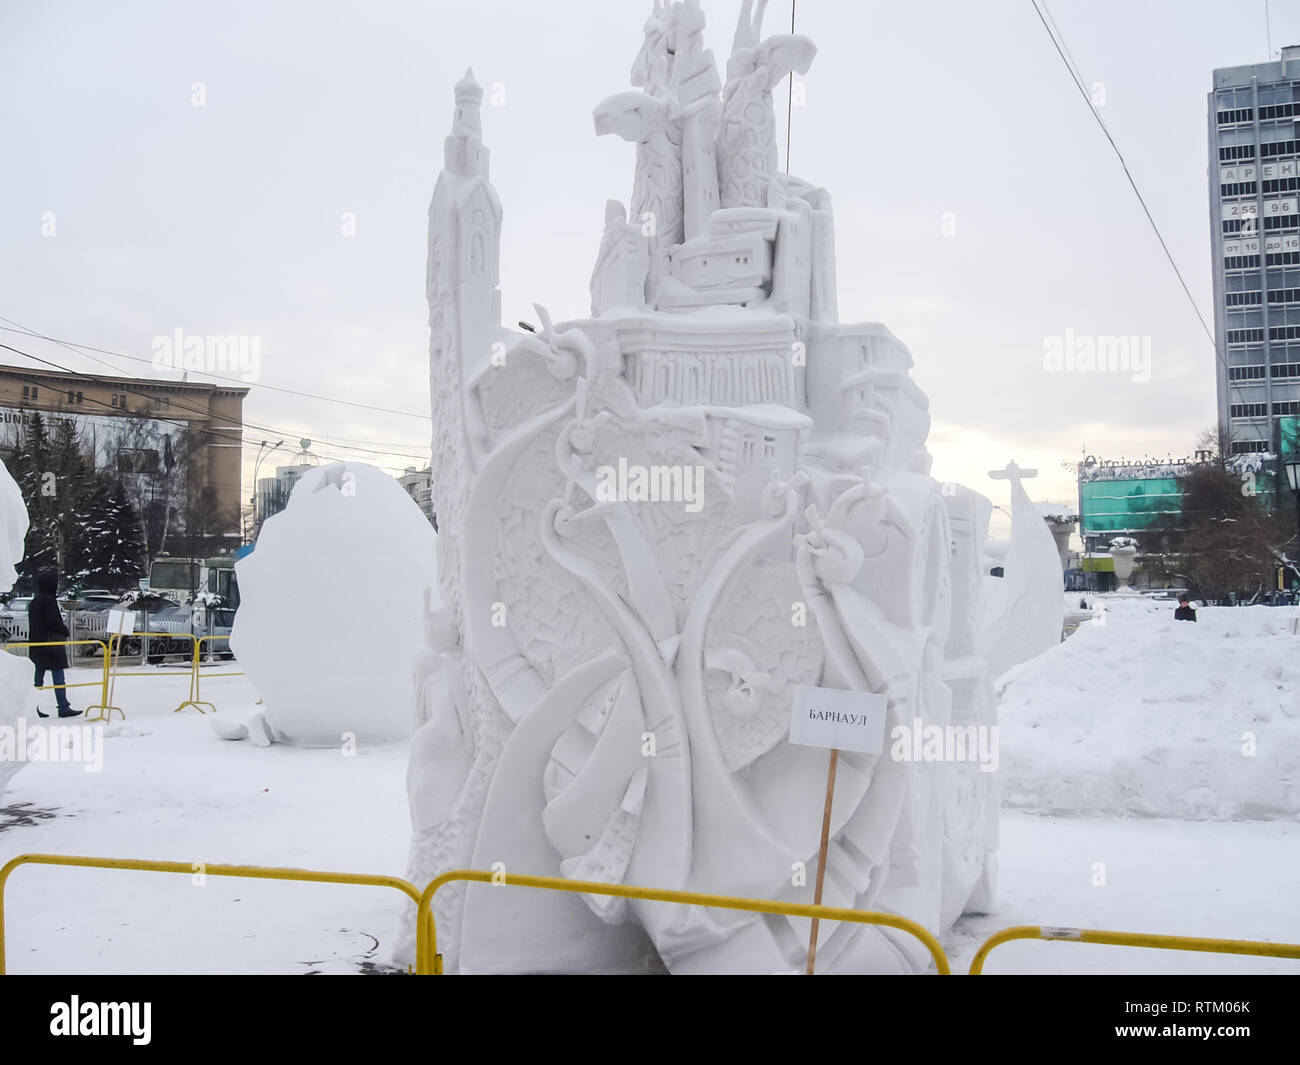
[0, 667, 411, 974]
[2, 615, 1298, 974]
[1000, 598, 1300, 820]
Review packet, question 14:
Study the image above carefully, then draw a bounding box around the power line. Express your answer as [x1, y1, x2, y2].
[0, 316, 430, 421]
[1030, 0, 1224, 373]
[785, 0, 796, 173]
[0, 342, 418, 475]
[0, 330, 431, 462]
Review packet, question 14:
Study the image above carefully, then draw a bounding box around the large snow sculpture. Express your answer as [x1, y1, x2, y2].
[0, 458, 31, 798]
[406, 0, 1009, 973]
[230, 463, 433, 747]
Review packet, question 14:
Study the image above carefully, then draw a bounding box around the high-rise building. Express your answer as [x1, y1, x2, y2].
[1209, 46, 1300, 455]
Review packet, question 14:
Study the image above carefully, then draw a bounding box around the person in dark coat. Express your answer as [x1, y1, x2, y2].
[1174, 594, 1197, 623]
[28, 570, 80, 718]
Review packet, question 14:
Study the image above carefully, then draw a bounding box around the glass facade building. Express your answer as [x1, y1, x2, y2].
[1209, 46, 1300, 455]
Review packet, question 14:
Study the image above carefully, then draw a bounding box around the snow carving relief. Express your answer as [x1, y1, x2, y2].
[404, 0, 1057, 974]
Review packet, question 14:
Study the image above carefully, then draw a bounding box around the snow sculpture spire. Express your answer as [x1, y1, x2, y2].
[671, 0, 721, 239]
[728, 0, 770, 73]
[631, 0, 673, 93]
[445, 68, 487, 177]
[426, 69, 504, 616]
[718, 3, 816, 209]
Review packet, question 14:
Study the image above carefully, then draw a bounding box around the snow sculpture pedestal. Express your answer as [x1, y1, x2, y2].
[1111, 540, 1139, 592]
[406, 0, 1033, 974]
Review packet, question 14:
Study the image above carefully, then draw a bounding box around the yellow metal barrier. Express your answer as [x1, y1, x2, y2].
[178, 635, 243, 714]
[3, 640, 116, 722]
[0, 853, 429, 975]
[969, 924, 1300, 974]
[100, 631, 203, 716]
[415, 868, 951, 975]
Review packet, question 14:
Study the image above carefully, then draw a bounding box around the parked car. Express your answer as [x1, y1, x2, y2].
[0, 596, 33, 642]
[194, 605, 236, 659]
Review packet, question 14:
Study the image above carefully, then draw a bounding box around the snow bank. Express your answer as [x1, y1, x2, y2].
[998, 596, 1300, 820]
[230, 463, 434, 747]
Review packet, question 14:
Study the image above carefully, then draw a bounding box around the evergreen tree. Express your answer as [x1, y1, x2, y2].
[79, 477, 146, 587]
[7, 413, 147, 591]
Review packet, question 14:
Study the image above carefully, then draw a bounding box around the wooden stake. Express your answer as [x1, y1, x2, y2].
[805, 746, 839, 975]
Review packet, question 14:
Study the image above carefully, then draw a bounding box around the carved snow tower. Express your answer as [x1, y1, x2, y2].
[408, 1, 1003, 974]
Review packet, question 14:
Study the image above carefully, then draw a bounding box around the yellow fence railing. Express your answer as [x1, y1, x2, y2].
[969, 924, 1300, 974]
[177, 635, 244, 714]
[3, 640, 116, 721]
[3, 631, 246, 720]
[414, 868, 951, 975]
[10, 855, 1296, 976]
[101, 631, 200, 717]
[0, 853, 429, 975]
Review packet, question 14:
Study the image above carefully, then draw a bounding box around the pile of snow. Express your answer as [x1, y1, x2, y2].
[0, 457, 30, 799]
[1035, 501, 1078, 521]
[230, 463, 434, 747]
[998, 597, 1300, 820]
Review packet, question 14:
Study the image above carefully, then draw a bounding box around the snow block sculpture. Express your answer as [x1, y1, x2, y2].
[406, 0, 1008, 973]
[230, 463, 433, 747]
[0, 458, 31, 798]
[980, 462, 1066, 679]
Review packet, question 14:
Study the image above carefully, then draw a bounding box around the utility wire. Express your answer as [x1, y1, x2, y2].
[0, 342, 417, 474]
[0, 315, 430, 421]
[784, 0, 796, 173]
[1031, 0, 1224, 373]
[0, 330, 432, 461]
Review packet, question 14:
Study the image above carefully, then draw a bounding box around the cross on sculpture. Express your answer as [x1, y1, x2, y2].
[988, 460, 1039, 486]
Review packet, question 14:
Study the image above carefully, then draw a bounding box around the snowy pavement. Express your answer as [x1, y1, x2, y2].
[1, 663, 1297, 974]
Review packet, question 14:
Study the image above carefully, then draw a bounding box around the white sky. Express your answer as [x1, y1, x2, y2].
[2, 0, 1298, 529]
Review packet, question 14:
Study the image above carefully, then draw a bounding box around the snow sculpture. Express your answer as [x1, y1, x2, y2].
[0, 458, 31, 798]
[406, 0, 1012, 973]
[230, 462, 433, 747]
[980, 462, 1066, 679]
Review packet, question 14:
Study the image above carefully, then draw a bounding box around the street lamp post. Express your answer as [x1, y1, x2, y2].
[250, 438, 285, 540]
[1285, 455, 1300, 595]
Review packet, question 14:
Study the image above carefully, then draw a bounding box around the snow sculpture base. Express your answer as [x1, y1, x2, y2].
[403, 0, 1037, 973]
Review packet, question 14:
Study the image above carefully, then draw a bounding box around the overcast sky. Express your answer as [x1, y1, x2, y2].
[3, 0, 1298, 526]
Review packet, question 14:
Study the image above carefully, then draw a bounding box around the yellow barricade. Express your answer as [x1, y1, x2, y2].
[415, 868, 951, 975]
[2, 640, 114, 721]
[177, 635, 244, 714]
[969, 924, 1300, 974]
[100, 631, 199, 717]
[0, 852, 430, 975]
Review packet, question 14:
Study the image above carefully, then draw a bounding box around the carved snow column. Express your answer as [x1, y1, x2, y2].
[590, 200, 652, 315]
[806, 186, 838, 324]
[672, 0, 722, 240]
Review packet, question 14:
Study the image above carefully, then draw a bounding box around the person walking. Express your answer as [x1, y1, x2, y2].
[28, 570, 81, 718]
[1173, 594, 1197, 623]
